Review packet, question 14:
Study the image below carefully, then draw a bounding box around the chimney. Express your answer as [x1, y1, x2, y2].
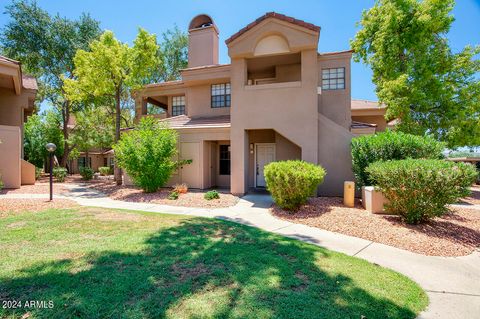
[188, 14, 219, 68]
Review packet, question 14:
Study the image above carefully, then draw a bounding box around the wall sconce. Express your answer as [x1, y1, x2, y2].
[249, 143, 254, 154]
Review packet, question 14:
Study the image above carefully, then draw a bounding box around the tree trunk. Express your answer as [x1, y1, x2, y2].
[60, 100, 70, 168]
[114, 87, 122, 185]
[85, 149, 89, 168]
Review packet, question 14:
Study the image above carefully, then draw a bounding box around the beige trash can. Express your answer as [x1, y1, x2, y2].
[344, 181, 355, 207]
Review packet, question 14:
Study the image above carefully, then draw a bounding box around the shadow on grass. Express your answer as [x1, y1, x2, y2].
[0, 218, 422, 319]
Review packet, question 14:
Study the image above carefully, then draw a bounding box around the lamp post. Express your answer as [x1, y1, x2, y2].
[45, 143, 56, 201]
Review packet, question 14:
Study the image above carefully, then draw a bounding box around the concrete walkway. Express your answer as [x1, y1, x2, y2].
[2, 185, 479, 319]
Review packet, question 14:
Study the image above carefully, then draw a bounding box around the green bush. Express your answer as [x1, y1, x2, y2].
[168, 190, 179, 200]
[367, 159, 477, 224]
[53, 167, 67, 182]
[99, 166, 111, 176]
[0, 174, 4, 190]
[79, 166, 94, 180]
[35, 167, 42, 180]
[264, 160, 326, 211]
[113, 117, 191, 193]
[204, 190, 220, 200]
[351, 131, 445, 188]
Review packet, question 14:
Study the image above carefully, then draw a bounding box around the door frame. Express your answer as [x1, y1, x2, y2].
[254, 143, 276, 188]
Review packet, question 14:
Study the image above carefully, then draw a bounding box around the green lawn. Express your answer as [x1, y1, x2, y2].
[0, 207, 428, 319]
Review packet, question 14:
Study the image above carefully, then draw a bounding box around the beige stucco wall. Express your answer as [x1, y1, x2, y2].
[0, 125, 21, 188]
[186, 84, 231, 118]
[317, 53, 352, 129]
[188, 26, 219, 68]
[21, 159, 35, 185]
[352, 115, 387, 132]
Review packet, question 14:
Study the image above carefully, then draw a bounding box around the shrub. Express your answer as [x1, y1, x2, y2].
[0, 174, 3, 190]
[367, 159, 477, 224]
[99, 166, 111, 176]
[113, 117, 191, 193]
[204, 190, 220, 200]
[168, 190, 179, 200]
[53, 167, 67, 182]
[351, 131, 445, 188]
[35, 167, 42, 180]
[264, 160, 326, 211]
[174, 183, 188, 194]
[79, 166, 94, 180]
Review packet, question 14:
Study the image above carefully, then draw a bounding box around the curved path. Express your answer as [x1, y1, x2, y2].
[2, 184, 479, 319]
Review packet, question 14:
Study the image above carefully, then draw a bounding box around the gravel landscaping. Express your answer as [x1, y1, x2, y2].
[458, 185, 480, 205]
[271, 197, 480, 257]
[0, 177, 71, 194]
[0, 198, 78, 216]
[84, 180, 239, 208]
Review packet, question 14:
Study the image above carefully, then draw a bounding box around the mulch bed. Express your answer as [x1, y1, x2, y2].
[271, 197, 480, 257]
[84, 181, 239, 209]
[0, 198, 79, 216]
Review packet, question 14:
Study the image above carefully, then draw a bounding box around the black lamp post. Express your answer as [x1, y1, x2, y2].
[45, 143, 56, 201]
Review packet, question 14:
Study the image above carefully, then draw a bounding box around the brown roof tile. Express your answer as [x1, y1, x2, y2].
[160, 115, 231, 129]
[22, 74, 38, 90]
[225, 12, 320, 45]
[351, 99, 386, 110]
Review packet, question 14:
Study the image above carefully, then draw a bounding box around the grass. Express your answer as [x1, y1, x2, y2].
[0, 207, 428, 319]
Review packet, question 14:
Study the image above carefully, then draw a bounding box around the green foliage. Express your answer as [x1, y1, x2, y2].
[24, 112, 64, 168]
[52, 167, 67, 182]
[1, 0, 101, 165]
[367, 159, 477, 224]
[113, 117, 187, 193]
[264, 160, 326, 211]
[168, 190, 179, 200]
[79, 166, 94, 180]
[448, 151, 480, 158]
[35, 167, 42, 180]
[351, 131, 445, 188]
[204, 190, 220, 200]
[0, 174, 3, 190]
[98, 167, 111, 176]
[351, 0, 480, 148]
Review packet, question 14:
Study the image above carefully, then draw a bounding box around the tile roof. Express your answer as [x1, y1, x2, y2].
[225, 12, 320, 44]
[0, 55, 20, 65]
[351, 99, 385, 110]
[160, 115, 231, 129]
[319, 50, 354, 56]
[22, 74, 38, 90]
[351, 121, 377, 129]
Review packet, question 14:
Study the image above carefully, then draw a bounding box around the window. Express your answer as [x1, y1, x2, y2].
[322, 67, 345, 90]
[77, 157, 91, 168]
[219, 145, 230, 175]
[172, 96, 185, 116]
[211, 83, 231, 108]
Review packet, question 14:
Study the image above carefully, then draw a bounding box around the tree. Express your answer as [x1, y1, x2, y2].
[156, 26, 188, 82]
[113, 117, 190, 193]
[351, 0, 480, 148]
[64, 29, 159, 184]
[1, 0, 101, 166]
[68, 107, 115, 167]
[24, 110, 64, 169]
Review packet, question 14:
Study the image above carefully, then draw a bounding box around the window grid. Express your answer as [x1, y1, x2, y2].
[219, 144, 231, 175]
[322, 68, 345, 90]
[172, 96, 185, 116]
[211, 83, 231, 108]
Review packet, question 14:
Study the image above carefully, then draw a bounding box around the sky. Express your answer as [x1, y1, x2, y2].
[0, 0, 479, 110]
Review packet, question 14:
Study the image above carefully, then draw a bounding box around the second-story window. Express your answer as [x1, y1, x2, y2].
[172, 96, 185, 116]
[322, 67, 345, 90]
[211, 83, 231, 108]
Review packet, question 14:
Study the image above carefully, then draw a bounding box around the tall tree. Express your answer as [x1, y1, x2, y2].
[158, 26, 188, 82]
[64, 29, 159, 184]
[1, 0, 101, 165]
[351, 0, 480, 148]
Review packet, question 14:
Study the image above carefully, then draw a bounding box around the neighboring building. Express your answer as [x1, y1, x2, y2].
[0, 55, 37, 188]
[134, 13, 387, 195]
[68, 149, 114, 174]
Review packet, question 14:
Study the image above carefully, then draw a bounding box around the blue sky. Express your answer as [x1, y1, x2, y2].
[1, 0, 479, 107]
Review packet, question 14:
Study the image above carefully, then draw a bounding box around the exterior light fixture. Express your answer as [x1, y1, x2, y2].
[45, 143, 56, 201]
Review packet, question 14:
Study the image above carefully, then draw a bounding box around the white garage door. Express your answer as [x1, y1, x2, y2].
[180, 142, 200, 188]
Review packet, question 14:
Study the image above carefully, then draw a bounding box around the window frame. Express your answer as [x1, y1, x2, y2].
[171, 95, 186, 116]
[211, 83, 231, 108]
[321, 67, 345, 91]
[219, 144, 231, 175]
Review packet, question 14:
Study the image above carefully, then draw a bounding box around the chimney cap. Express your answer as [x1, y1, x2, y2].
[189, 14, 216, 31]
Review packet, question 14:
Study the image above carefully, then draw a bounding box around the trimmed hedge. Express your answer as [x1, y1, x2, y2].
[98, 166, 111, 176]
[264, 160, 326, 211]
[367, 159, 477, 224]
[351, 131, 445, 188]
[53, 167, 67, 182]
[79, 167, 94, 180]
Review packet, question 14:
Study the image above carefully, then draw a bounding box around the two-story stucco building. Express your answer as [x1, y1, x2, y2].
[134, 13, 387, 196]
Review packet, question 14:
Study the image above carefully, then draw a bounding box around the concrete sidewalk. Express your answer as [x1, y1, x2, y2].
[1, 187, 479, 319]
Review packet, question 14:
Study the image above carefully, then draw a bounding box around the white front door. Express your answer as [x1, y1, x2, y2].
[255, 144, 275, 187]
